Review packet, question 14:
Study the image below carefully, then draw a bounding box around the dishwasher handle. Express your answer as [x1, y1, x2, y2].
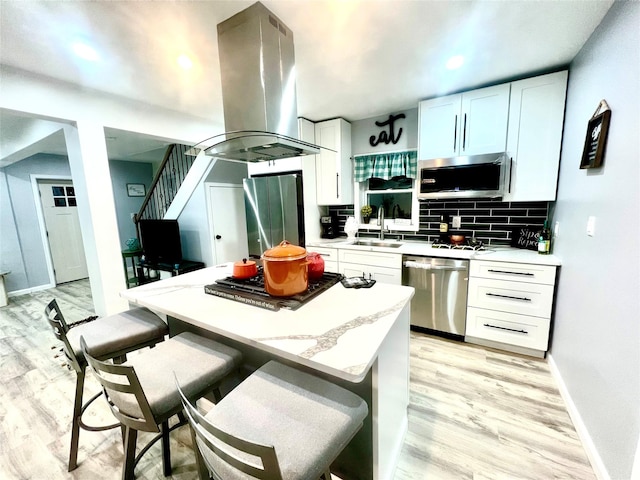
[403, 261, 467, 272]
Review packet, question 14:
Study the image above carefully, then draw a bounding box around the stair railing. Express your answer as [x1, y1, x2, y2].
[134, 143, 195, 227]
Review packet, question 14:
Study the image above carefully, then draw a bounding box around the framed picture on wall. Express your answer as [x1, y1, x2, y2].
[127, 183, 146, 197]
[580, 102, 611, 169]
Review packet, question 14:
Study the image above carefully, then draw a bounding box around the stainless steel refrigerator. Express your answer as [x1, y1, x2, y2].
[243, 173, 305, 258]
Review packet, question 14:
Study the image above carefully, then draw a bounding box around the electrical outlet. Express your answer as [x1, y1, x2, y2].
[452, 216, 462, 229]
[554, 221, 560, 238]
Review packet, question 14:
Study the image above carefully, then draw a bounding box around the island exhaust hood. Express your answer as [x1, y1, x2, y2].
[196, 2, 320, 163]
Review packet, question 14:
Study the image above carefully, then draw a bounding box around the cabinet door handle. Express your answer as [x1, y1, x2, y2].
[483, 323, 528, 335]
[487, 269, 534, 276]
[486, 292, 532, 302]
[462, 113, 467, 151]
[336, 173, 339, 199]
[453, 114, 458, 152]
[508, 157, 513, 193]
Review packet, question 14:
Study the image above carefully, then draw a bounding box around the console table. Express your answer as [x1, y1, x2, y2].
[137, 259, 205, 284]
[121, 249, 143, 288]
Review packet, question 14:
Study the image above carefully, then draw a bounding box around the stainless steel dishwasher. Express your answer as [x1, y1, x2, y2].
[402, 255, 469, 337]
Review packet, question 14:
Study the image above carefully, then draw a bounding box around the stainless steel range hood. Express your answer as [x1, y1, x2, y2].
[197, 2, 320, 163]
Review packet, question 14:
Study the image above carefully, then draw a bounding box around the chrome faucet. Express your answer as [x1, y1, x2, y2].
[377, 207, 387, 240]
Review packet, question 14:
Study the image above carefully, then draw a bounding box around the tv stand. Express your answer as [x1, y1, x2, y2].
[137, 259, 205, 284]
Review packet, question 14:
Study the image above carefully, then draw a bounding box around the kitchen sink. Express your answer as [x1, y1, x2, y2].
[352, 240, 403, 248]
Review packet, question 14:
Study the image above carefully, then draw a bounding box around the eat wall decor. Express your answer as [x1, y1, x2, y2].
[369, 113, 406, 147]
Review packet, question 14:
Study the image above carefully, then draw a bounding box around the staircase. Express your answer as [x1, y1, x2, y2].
[134, 143, 195, 223]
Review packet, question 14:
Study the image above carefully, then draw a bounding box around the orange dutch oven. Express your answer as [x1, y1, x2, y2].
[261, 241, 308, 297]
[232, 258, 258, 279]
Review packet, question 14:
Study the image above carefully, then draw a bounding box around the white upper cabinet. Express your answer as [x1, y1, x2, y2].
[503, 71, 568, 202]
[315, 118, 353, 205]
[418, 83, 510, 160]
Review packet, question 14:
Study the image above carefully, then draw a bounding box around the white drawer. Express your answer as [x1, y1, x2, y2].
[466, 307, 551, 351]
[468, 277, 554, 318]
[338, 249, 401, 269]
[309, 246, 338, 262]
[339, 264, 402, 285]
[470, 260, 556, 285]
[323, 260, 338, 273]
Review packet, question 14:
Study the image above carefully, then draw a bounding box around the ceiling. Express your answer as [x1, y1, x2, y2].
[0, 0, 614, 166]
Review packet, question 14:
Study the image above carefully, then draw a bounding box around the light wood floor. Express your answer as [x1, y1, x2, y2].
[0, 280, 595, 479]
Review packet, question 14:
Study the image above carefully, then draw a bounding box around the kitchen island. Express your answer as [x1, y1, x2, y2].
[121, 264, 414, 480]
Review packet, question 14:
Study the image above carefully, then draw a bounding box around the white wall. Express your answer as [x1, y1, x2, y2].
[351, 108, 418, 155]
[550, 2, 639, 479]
[0, 67, 219, 314]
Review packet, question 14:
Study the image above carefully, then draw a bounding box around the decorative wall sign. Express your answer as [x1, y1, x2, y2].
[369, 113, 406, 147]
[127, 183, 146, 197]
[510, 226, 540, 251]
[580, 100, 611, 169]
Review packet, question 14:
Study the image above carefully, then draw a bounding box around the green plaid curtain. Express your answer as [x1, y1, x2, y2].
[353, 150, 417, 182]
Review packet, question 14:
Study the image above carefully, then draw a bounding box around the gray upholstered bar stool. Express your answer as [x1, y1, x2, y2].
[178, 360, 369, 480]
[81, 332, 243, 480]
[44, 299, 168, 471]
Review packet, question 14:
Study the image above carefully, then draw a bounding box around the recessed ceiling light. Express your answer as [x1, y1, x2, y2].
[177, 54, 193, 70]
[72, 42, 99, 61]
[446, 55, 464, 70]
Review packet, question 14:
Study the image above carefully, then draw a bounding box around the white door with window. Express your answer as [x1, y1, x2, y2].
[39, 180, 89, 284]
[207, 184, 248, 264]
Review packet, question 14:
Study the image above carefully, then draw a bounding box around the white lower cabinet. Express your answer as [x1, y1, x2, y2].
[466, 260, 557, 357]
[308, 246, 338, 273]
[467, 277, 554, 318]
[466, 307, 551, 352]
[338, 249, 402, 285]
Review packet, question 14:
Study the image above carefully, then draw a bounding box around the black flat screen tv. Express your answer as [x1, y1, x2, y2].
[138, 219, 183, 265]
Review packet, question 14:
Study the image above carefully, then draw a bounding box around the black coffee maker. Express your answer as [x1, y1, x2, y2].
[320, 215, 339, 238]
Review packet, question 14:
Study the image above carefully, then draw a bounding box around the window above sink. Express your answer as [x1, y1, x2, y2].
[353, 150, 420, 232]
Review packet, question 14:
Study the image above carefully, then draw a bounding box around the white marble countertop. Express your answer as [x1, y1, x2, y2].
[121, 264, 415, 383]
[307, 239, 561, 266]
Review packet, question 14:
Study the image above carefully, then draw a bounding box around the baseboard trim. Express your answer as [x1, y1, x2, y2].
[8, 283, 55, 298]
[547, 353, 610, 480]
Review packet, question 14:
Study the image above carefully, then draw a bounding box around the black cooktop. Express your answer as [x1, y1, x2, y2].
[204, 269, 343, 311]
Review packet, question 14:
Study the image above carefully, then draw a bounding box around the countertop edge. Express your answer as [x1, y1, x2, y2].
[306, 240, 561, 266]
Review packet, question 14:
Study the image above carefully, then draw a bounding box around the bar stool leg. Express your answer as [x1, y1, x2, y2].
[123, 426, 137, 480]
[161, 420, 171, 476]
[68, 367, 86, 471]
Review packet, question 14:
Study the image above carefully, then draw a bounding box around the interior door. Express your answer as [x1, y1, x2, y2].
[207, 184, 248, 264]
[38, 179, 89, 284]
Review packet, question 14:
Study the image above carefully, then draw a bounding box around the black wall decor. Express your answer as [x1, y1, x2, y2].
[369, 113, 406, 147]
[580, 100, 611, 169]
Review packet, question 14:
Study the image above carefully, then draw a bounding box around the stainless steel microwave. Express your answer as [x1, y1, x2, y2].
[417, 152, 509, 200]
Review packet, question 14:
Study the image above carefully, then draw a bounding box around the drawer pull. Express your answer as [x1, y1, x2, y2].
[484, 323, 528, 335]
[486, 292, 532, 302]
[487, 269, 534, 276]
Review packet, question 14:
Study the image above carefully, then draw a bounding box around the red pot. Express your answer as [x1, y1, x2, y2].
[233, 258, 258, 279]
[307, 252, 325, 280]
[261, 241, 308, 297]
